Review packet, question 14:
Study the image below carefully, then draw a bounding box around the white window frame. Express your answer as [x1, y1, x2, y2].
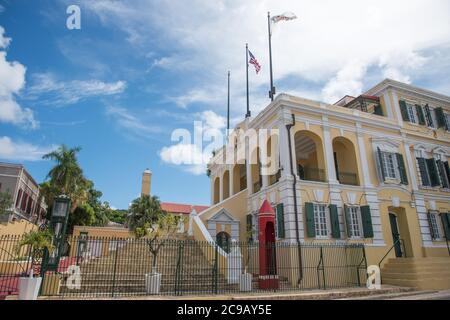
[406, 103, 417, 124]
[429, 211, 443, 241]
[348, 206, 363, 239]
[313, 204, 330, 239]
[382, 152, 398, 179]
[429, 106, 438, 129]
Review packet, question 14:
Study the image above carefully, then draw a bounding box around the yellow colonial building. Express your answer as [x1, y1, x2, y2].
[193, 78, 450, 289]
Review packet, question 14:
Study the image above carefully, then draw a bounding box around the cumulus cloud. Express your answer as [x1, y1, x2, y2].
[0, 26, 37, 128]
[0, 136, 55, 161]
[80, 0, 450, 107]
[158, 110, 226, 175]
[27, 73, 126, 105]
[159, 143, 210, 175]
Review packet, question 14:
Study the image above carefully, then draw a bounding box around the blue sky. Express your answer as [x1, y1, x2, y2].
[1, 0, 450, 209]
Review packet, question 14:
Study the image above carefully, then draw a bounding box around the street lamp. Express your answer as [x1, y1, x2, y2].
[42, 195, 71, 273]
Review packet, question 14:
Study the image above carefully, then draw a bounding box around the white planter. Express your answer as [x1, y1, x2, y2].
[18, 277, 42, 300]
[239, 273, 252, 292]
[145, 273, 161, 294]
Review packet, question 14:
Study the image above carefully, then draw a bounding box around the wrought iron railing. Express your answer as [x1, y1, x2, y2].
[337, 172, 359, 186]
[378, 238, 406, 268]
[0, 235, 367, 298]
[301, 168, 327, 182]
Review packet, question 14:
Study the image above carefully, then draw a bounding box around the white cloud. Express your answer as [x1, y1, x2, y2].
[27, 73, 126, 105]
[80, 0, 450, 107]
[0, 136, 55, 161]
[159, 142, 210, 175]
[0, 26, 37, 129]
[106, 105, 163, 138]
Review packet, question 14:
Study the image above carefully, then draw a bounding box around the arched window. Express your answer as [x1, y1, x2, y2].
[216, 231, 231, 253]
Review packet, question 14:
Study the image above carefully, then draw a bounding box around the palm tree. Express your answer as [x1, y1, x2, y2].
[42, 145, 88, 213]
[43, 145, 83, 194]
[128, 195, 165, 230]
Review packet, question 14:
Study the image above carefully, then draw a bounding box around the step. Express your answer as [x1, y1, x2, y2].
[382, 270, 450, 280]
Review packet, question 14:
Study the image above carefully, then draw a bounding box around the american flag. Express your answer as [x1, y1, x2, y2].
[248, 50, 261, 74]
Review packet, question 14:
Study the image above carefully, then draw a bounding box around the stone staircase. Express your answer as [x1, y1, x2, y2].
[381, 257, 450, 290]
[60, 235, 238, 296]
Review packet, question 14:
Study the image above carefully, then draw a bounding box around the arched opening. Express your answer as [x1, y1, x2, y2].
[251, 147, 262, 193]
[213, 177, 220, 204]
[332, 137, 360, 185]
[216, 231, 231, 253]
[232, 163, 247, 194]
[222, 170, 230, 200]
[294, 131, 326, 182]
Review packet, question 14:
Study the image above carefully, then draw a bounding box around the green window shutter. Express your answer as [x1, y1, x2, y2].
[343, 204, 352, 238]
[246, 214, 253, 242]
[427, 212, 436, 240]
[437, 160, 450, 188]
[415, 105, 426, 125]
[396, 153, 408, 185]
[276, 203, 285, 239]
[360, 205, 374, 238]
[424, 104, 434, 127]
[377, 147, 386, 182]
[444, 162, 450, 186]
[374, 104, 383, 116]
[328, 204, 340, 239]
[426, 158, 441, 186]
[435, 107, 447, 129]
[399, 100, 410, 122]
[440, 213, 450, 240]
[417, 158, 431, 186]
[305, 202, 315, 238]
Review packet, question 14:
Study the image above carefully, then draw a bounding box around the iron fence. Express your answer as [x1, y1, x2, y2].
[0, 235, 367, 298]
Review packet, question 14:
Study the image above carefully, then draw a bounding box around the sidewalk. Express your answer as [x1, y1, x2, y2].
[9, 285, 414, 300]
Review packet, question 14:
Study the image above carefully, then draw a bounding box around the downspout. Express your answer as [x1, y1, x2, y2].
[285, 113, 303, 284]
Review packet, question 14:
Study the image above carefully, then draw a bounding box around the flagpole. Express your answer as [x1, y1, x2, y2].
[245, 43, 251, 118]
[268, 11, 275, 101]
[227, 71, 230, 132]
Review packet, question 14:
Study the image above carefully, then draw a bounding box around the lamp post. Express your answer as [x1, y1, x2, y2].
[42, 195, 71, 274]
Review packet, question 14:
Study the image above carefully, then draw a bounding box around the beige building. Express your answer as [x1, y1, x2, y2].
[191, 78, 450, 289]
[0, 162, 46, 224]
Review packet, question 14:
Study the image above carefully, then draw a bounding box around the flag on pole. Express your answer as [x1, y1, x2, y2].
[248, 50, 261, 74]
[271, 12, 297, 23]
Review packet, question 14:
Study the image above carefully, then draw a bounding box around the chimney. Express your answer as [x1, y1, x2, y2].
[141, 168, 152, 196]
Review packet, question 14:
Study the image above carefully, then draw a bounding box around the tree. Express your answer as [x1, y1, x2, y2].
[18, 229, 54, 276]
[0, 190, 13, 219]
[42, 145, 88, 213]
[134, 214, 181, 273]
[128, 195, 164, 230]
[128, 195, 181, 273]
[68, 203, 96, 232]
[107, 209, 127, 224]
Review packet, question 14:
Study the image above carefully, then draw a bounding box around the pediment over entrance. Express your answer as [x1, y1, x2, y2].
[208, 209, 238, 223]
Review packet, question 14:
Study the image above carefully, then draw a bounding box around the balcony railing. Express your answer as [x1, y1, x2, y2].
[253, 180, 262, 193]
[337, 172, 359, 186]
[299, 167, 327, 182]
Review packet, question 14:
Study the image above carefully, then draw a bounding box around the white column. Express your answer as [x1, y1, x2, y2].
[403, 141, 418, 191]
[219, 173, 223, 202]
[382, 91, 394, 119]
[391, 90, 403, 127]
[356, 124, 373, 188]
[322, 121, 338, 184]
[229, 165, 234, 196]
[246, 147, 253, 194]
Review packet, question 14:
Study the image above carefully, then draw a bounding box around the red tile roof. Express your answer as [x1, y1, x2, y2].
[161, 202, 209, 215]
